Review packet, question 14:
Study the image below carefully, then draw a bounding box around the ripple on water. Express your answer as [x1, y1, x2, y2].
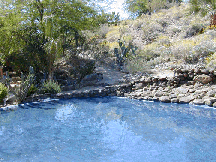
[0, 97, 215, 162]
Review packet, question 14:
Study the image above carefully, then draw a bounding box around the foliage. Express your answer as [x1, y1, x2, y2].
[79, 60, 96, 80]
[27, 84, 38, 97]
[0, 83, 8, 102]
[125, 0, 182, 17]
[12, 68, 35, 103]
[40, 80, 61, 94]
[185, 24, 204, 38]
[0, 0, 108, 78]
[189, 0, 216, 15]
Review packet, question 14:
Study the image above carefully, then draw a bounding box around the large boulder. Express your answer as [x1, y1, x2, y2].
[192, 99, 205, 105]
[204, 98, 216, 107]
[179, 95, 195, 104]
[194, 74, 212, 84]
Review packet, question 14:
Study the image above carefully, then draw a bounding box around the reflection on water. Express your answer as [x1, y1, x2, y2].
[0, 97, 216, 162]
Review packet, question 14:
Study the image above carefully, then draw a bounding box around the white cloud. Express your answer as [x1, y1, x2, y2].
[98, 0, 130, 20]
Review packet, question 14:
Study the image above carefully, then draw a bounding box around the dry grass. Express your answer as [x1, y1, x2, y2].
[86, 2, 216, 73]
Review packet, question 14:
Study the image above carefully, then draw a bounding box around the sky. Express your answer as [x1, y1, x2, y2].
[94, 0, 130, 20]
[93, 0, 189, 20]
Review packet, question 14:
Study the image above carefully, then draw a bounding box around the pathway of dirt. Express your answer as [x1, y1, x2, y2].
[63, 64, 127, 93]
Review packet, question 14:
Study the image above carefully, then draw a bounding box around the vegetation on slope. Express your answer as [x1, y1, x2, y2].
[88, 2, 216, 73]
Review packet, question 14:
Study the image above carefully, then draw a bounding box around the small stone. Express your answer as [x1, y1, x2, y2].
[189, 89, 196, 93]
[169, 93, 177, 99]
[171, 98, 179, 103]
[194, 68, 201, 74]
[159, 96, 171, 103]
[134, 83, 143, 89]
[201, 69, 209, 75]
[154, 91, 164, 97]
[176, 87, 189, 94]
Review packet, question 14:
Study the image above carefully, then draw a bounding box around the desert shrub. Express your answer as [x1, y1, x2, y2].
[142, 22, 163, 43]
[185, 24, 204, 38]
[125, 57, 150, 73]
[0, 83, 8, 102]
[206, 52, 216, 69]
[97, 24, 110, 39]
[193, 41, 215, 58]
[40, 80, 61, 94]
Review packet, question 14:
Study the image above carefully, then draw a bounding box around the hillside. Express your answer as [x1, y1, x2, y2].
[85, 2, 216, 75]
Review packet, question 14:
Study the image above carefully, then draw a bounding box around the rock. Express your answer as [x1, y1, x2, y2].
[194, 68, 201, 74]
[194, 82, 203, 88]
[6, 94, 16, 103]
[194, 74, 212, 84]
[143, 87, 148, 91]
[169, 93, 177, 98]
[201, 69, 209, 75]
[176, 87, 189, 94]
[192, 99, 205, 105]
[205, 99, 213, 106]
[213, 102, 216, 108]
[145, 77, 152, 83]
[206, 90, 216, 97]
[152, 77, 158, 83]
[181, 69, 188, 73]
[178, 94, 186, 98]
[204, 98, 216, 107]
[189, 89, 195, 93]
[158, 77, 167, 81]
[171, 98, 179, 103]
[183, 73, 188, 78]
[152, 97, 159, 101]
[179, 96, 194, 104]
[159, 96, 171, 103]
[134, 83, 143, 89]
[187, 81, 195, 85]
[154, 91, 164, 97]
[196, 93, 206, 99]
[175, 68, 182, 74]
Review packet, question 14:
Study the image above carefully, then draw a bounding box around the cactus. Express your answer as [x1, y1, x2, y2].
[115, 40, 137, 67]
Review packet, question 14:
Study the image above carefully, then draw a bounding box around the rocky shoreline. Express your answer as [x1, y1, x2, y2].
[1, 67, 216, 111]
[125, 68, 216, 107]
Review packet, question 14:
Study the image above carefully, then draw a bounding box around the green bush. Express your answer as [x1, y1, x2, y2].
[0, 83, 8, 102]
[27, 84, 38, 97]
[41, 80, 61, 94]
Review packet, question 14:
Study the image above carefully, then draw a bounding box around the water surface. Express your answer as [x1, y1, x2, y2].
[0, 97, 216, 162]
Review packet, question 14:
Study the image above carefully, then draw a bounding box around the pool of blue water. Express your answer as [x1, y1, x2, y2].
[0, 97, 216, 162]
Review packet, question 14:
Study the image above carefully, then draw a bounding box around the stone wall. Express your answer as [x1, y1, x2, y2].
[125, 68, 216, 107]
[2, 68, 216, 111]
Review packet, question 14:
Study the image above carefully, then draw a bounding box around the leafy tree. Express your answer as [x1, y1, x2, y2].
[125, 0, 182, 17]
[0, 0, 103, 80]
[189, 0, 216, 15]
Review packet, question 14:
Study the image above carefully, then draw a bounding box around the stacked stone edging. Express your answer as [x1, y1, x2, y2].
[124, 68, 216, 108]
[22, 83, 133, 103]
[2, 67, 216, 111]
